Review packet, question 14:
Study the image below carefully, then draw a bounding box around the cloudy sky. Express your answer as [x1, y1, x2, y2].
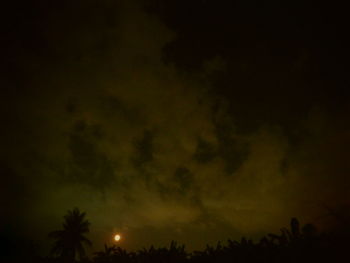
[1, 0, 350, 253]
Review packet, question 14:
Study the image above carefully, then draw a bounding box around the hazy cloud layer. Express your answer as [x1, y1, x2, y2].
[1, 0, 349, 252]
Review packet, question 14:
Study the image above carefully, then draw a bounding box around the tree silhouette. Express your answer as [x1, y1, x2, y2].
[49, 208, 92, 262]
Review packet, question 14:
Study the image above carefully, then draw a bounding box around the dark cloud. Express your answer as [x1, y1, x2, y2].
[153, 1, 350, 132]
[68, 133, 115, 191]
[173, 166, 194, 194]
[132, 129, 155, 170]
[193, 138, 216, 164]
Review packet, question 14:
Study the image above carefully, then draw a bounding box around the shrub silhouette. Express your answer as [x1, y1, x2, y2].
[94, 245, 134, 263]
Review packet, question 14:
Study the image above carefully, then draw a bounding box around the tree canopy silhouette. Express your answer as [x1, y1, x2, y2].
[49, 208, 92, 262]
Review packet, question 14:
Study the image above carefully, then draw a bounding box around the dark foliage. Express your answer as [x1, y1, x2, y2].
[89, 217, 347, 263]
[13, 212, 348, 263]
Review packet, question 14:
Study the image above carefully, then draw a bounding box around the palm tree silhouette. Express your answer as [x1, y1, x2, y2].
[49, 208, 92, 262]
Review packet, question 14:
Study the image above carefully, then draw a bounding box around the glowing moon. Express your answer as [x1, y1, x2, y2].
[114, 234, 121, 241]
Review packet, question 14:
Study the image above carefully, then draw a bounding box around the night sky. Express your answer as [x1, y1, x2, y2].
[1, 0, 350, 253]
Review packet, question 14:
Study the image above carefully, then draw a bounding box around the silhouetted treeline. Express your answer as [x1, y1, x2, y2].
[2, 215, 348, 263]
[41, 217, 347, 263]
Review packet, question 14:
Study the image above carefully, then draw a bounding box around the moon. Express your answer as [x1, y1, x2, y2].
[114, 234, 121, 242]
